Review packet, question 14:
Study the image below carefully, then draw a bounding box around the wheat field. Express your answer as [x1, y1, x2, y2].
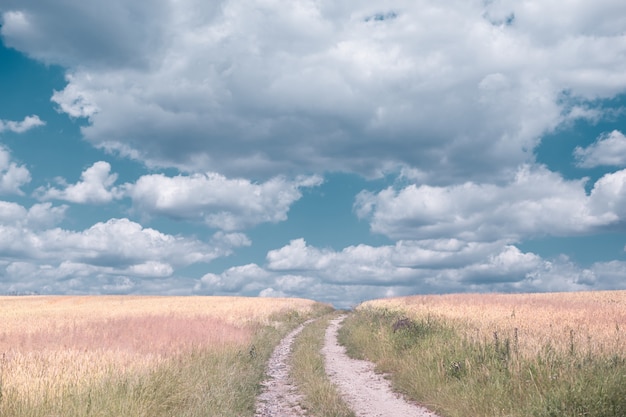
[340, 291, 626, 417]
[361, 290, 626, 358]
[0, 295, 319, 413]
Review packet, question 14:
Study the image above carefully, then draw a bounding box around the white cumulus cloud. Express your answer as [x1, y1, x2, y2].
[0, 115, 45, 133]
[36, 161, 121, 204]
[0, 145, 31, 195]
[3, 1, 626, 180]
[33, 160, 321, 230]
[0, 201, 67, 229]
[0, 217, 221, 266]
[0, 202, 250, 294]
[197, 238, 626, 307]
[265, 238, 523, 286]
[355, 165, 626, 241]
[574, 130, 626, 168]
[4, 1, 626, 303]
[127, 172, 322, 230]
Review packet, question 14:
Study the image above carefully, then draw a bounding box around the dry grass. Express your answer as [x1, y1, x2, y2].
[290, 313, 355, 417]
[361, 290, 626, 358]
[0, 295, 315, 334]
[0, 295, 318, 409]
[341, 291, 626, 416]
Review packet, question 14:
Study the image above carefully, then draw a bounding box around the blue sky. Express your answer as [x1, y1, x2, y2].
[1, 0, 626, 307]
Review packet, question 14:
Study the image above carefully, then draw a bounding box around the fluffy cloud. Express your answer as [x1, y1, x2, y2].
[35, 161, 320, 230]
[264, 238, 538, 286]
[574, 130, 626, 168]
[127, 172, 322, 230]
[586, 170, 626, 220]
[199, 263, 270, 293]
[3, 1, 626, 303]
[198, 238, 624, 307]
[0, 216, 231, 266]
[0, 114, 45, 133]
[0, 5, 168, 68]
[1, 261, 184, 296]
[0, 201, 67, 229]
[36, 161, 121, 204]
[3, 1, 626, 180]
[355, 165, 626, 241]
[0, 202, 249, 294]
[220, 164, 626, 306]
[0, 145, 31, 195]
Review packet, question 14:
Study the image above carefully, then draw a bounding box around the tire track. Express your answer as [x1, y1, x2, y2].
[322, 315, 441, 417]
[254, 320, 314, 417]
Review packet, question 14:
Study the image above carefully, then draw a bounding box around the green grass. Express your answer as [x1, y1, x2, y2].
[290, 313, 355, 417]
[338, 308, 626, 417]
[0, 305, 332, 417]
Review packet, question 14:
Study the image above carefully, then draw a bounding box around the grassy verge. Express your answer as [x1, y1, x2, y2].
[290, 313, 355, 417]
[0, 304, 332, 417]
[338, 308, 626, 417]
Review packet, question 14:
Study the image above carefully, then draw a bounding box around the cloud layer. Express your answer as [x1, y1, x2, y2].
[3, 1, 626, 180]
[2, 1, 626, 304]
[199, 238, 626, 307]
[0, 200, 250, 294]
[355, 165, 626, 241]
[36, 161, 322, 230]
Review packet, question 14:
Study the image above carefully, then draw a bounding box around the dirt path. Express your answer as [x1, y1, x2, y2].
[322, 315, 441, 417]
[254, 315, 441, 417]
[254, 320, 313, 417]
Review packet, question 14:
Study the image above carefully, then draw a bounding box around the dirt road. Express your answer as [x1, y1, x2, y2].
[322, 315, 440, 417]
[254, 315, 440, 417]
[254, 320, 312, 417]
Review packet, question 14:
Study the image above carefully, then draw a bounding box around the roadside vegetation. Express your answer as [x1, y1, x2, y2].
[0, 295, 329, 417]
[338, 291, 626, 417]
[290, 312, 355, 417]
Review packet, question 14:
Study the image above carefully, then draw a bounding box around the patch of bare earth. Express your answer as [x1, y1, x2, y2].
[254, 320, 313, 417]
[322, 315, 441, 417]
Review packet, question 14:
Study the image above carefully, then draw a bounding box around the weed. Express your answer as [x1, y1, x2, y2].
[0, 296, 327, 417]
[340, 292, 626, 417]
[290, 313, 355, 417]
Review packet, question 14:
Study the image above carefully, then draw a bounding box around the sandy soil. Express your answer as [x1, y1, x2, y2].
[322, 315, 441, 417]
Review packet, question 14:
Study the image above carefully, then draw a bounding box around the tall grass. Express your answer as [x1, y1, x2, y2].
[339, 292, 626, 417]
[1, 328, 279, 417]
[364, 291, 626, 358]
[0, 296, 328, 417]
[290, 312, 355, 417]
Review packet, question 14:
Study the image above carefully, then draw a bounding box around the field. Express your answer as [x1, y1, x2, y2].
[0, 295, 327, 417]
[363, 291, 626, 358]
[3, 292, 624, 417]
[339, 291, 626, 417]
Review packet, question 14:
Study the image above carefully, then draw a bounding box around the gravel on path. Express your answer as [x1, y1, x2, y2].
[254, 320, 314, 417]
[322, 315, 441, 417]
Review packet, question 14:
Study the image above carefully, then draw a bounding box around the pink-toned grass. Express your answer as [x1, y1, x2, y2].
[1, 315, 250, 357]
[0, 295, 318, 401]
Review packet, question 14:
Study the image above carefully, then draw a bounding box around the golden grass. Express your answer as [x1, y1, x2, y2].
[361, 290, 626, 358]
[0, 295, 316, 334]
[0, 295, 318, 404]
[343, 291, 626, 417]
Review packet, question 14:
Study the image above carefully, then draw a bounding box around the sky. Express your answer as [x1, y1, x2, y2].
[1, 0, 626, 307]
